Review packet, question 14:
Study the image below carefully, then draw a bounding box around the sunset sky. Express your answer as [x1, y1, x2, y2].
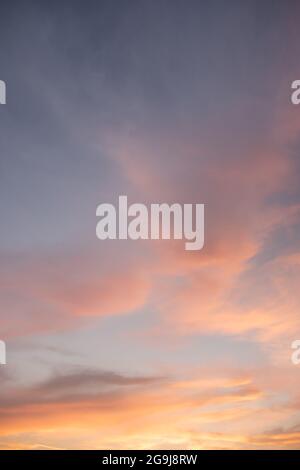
[1, 0, 300, 449]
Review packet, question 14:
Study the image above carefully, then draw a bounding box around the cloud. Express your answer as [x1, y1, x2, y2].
[0, 247, 152, 338]
[0, 367, 269, 448]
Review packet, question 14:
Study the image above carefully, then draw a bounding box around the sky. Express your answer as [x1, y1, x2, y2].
[0, 0, 300, 449]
